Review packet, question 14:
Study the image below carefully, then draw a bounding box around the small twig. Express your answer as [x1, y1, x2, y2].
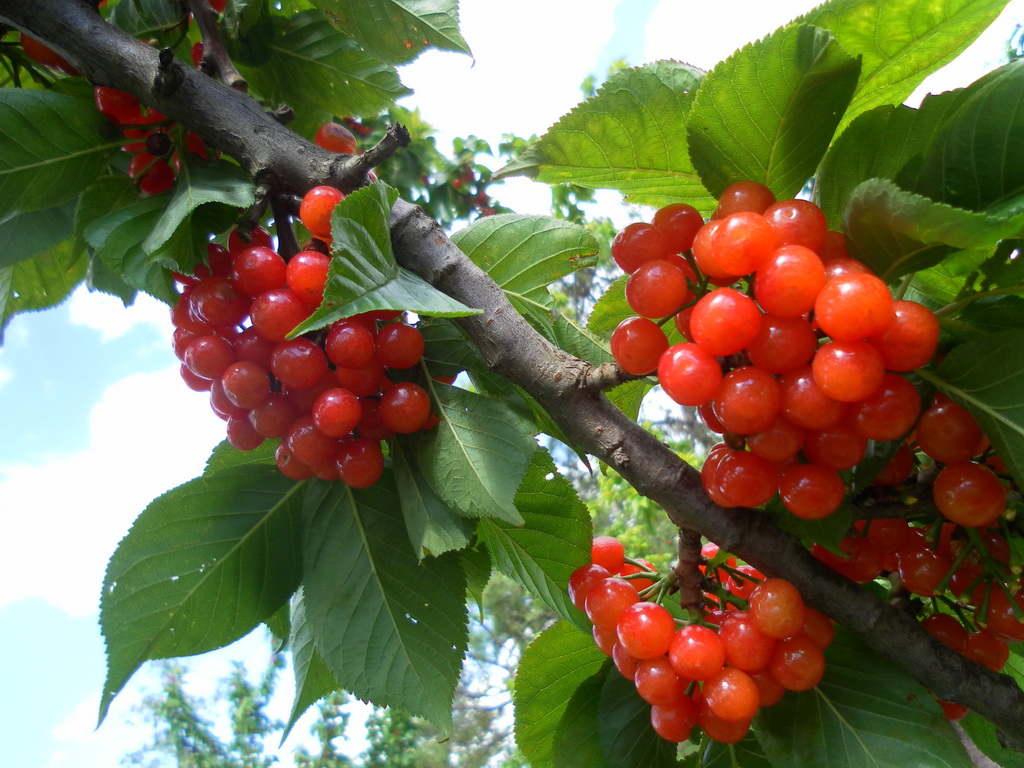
[269, 190, 301, 260]
[188, 0, 246, 92]
[582, 361, 642, 392]
[154, 48, 184, 96]
[329, 123, 411, 191]
[672, 528, 705, 611]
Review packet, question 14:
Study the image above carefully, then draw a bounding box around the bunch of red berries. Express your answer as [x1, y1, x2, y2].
[172, 191, 437, 487]
[606, 181, 1015, 526]
[568, 536, 833, 745]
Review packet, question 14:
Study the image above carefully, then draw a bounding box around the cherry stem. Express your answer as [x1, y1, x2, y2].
[673, 528, 705, 611]
[188, 0, 247, 92]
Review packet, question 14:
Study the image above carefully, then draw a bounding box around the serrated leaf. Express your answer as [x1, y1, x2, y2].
[920, 331, 1024, 490]
[5, 240, 87, 319]
[598, 670, 680, 767]
[688, 24, 860, 200]
[477, 451, 591, 631]
[908, 245, 995, 306]
[803, 0, 1012, 134]
[241, 10, 411, 138]
[301, 475, 468, 734]
[109, 0, 183, 37]
[756, 628, 972, 768]
[310, 0, 471, 65]
[451, 213, 599, 325]
[203, 439, 278, 475]
[406, 383, 536, 524]
[0, 89, 120, 219]
[291, 183, 478, 335]
[391, 436, 473, 557]
[496, 61, 712, 210]
[514, 621, 608, 768]
[551, 671, 611, 768]
[98, 465, 305, 723]
[900, 60, 1024, 214]
[282, 588, 342, 741]
[816, 89, 974, 227]
[842, 179, 1024, 281]
[0, 203, 76, 268]
[948, 295, 1024, 342]
[143, 162, 254, 254]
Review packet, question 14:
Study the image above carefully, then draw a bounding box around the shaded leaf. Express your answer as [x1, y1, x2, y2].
[98, 465, 305, 722]
[816, 89, 974, 227]
[802, 0, 1010, 133]
[310, 0, 471, 65]
[143, 161, 254, 254]
[900, 60, 1024, 214]
[478, 450, 592, 631]
[514, 621, 608, 768]
[959, 712, 1024, 768]
[495, 61, 713, 210]
[756, 628, 972, 768]
[688, 24, 860, 200]
[282, 588, 342, 741]
[921, 330, 1024, 489]
[703, 733, 774, 768]
[0, 203, 75, 268]
[598, 670, 680, 767]
[405, 383, 536, 524]
[0, 89, 119, 219]
[551, 670, 611, 768]
[4, 240, 87, 325]
[391, 436, 473, 557]
[203, 439, 277, 475]
[241, 10, 411, 138]
[842, 178, 1024, 281]
[301, 476, 468, 735]
[291, 183, 479, 335]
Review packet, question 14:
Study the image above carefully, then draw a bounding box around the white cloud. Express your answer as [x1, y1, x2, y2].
[67, 285, 173, 343]
[0, 364, 226, 616]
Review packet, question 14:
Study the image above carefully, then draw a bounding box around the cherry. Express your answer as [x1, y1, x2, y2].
[719, 611, 777, 671]
[710, 211, 779, 275]
[932, 462, 1006, 528]
[625, 259, 693, 318]
[658, 343, 722, 407]
[379, 382, 431, 433]
[754, 245, 826, 317]
[271, 338, 329, 390]
[811, 339, 885, 403]
[220, 360, 270, 409]
[336, 438, 385, 488]
[916, 398, 986, 464]
[375, 322, 424, 369]
[769, 635, 826, 691]
[250, 288, 312, 342]
[611, 316, 669, 375]
[868, 299, 939, 371]
[702, 667, 760, 722]
[650, 696, 698, 743]
[690, 288, 761, 357]
[715, 180, 776, 217]
[711, 366, 781, 435]
[668, 624, 725, 680]
[326, 320, 377, 369]
[299, 185, 344, 240]
[635, 656, 688, 705]
[611, 222, 674, 273]
[762, 199, 828, 252]
[232, 246, 287, 298]
[814, 273, 896, 341]
[591, 536, 625, 574]
[749, 578, 805, 639]
[286, 250, 331, 306]
[312, 387, 362, 438]
[617, 601, 677, 659]
[316, 122, 358, 154]
[584, 577, 639, 630]
[652, 203, 704, 253]
[568, 563, 611, 611]
[778, 463, 844, 519]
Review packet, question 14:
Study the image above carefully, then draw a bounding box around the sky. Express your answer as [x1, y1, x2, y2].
[2, 1, 1023, 766]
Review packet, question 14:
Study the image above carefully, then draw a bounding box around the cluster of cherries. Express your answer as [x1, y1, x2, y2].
[171, 184, 438, 486]
[608, 181, 1011, 527]
[569, 536, 834, 745]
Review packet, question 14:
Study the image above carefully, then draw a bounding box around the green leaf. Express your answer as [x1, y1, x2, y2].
[203, 439, 278, 475]
[514, 620, 608, 768]
[282, 588, 342, 741]
[920, 331, 1024, 490]
[0, 89, 119, 219]
[390, 436, 473, 557]
[551, 670, 611, 768]
[495, 61, 713, 210]
[900, 60, 1024, 213]
[301, 476, 468, 734]
[109, 0, 183, 37]
[907, 245, 994, 306]
[241, 10, 411, 138]
[309, 0, 471, 65]
[407, 383, 536, 524]
[291, 183, 479, 335]
[842, 179, 1024, 281]
[766, 496, 855, 553]
[598, 670, 680, 767]
[143, 161, 254, 254]
[756, 628, 972, 768]
[959, 712, 1024, 768]
[451, 213, 599, 326]
[477, 451, 592, 631]
[803, 0, 1012, 134]
[703, 734, 774, 768]
[5, 240, 87, 320]
[688, 24, 860, 200]
[98, 465, 305, 723]
[816, 89, 974, 227]
[947, 295, 1024, 342]
[0, 203, 76, 268]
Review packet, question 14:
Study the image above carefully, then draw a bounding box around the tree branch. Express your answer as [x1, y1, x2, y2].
[3, 0, 1023, 750]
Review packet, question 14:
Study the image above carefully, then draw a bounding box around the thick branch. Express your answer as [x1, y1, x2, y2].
[4, 0, 1023, 749]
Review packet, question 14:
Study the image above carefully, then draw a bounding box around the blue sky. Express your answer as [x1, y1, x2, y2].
[2, 1, 1022, 766]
